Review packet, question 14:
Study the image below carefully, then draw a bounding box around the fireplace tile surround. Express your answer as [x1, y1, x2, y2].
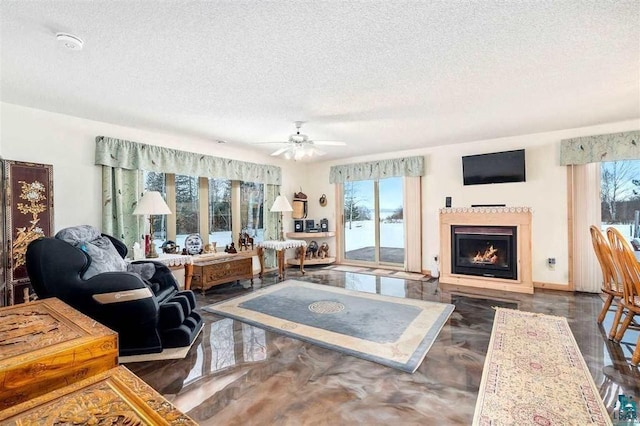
[439, 207, 533, 294]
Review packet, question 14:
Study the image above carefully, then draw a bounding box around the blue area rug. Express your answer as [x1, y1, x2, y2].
[204, 280, 454, 373]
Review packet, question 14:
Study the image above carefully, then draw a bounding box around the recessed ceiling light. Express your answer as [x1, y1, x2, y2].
[56, 33, 84, 50]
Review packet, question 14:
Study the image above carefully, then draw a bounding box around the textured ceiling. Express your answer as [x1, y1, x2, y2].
[1, 1, 639, 161]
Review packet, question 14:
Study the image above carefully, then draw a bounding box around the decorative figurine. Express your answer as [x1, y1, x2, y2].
[161, 240, 178, 254]
[306, 240, 318, 259]
[318, 242, 329, 259]
[238, 231, 254, 251]
[225, 243, 237, 254]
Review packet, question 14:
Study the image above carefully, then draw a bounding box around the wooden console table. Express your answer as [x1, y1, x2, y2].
[0, 298, 118, 410]
[257, 240, 307, 280]
[190, 255, 253, 294]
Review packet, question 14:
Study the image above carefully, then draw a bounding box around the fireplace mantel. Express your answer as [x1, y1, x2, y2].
[439, 207, 533, 294]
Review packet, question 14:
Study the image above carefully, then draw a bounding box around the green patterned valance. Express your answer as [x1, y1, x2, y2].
[329, 156, 424, 183]
[95, 136, 281, 185]
[560, 130, 640, 165]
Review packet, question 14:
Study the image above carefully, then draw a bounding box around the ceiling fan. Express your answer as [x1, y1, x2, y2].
[258, 121, 346, 160]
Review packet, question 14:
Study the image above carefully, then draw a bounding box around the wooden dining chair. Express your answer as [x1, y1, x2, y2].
[606, 227, 640, 365]
[589, 225, 624, 325]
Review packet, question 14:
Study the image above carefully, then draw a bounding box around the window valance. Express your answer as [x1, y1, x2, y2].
[560, 130, 640, 165]
[95, 136, 281, 185]
[329, 155, 424, 183]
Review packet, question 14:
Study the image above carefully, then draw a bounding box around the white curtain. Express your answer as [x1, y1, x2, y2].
[404, 176, 422, 272]
[570, 164, 602, 292]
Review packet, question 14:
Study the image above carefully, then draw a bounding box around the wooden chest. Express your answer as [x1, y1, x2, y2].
[0, 298, 118, 409]
[191, 255, 253, 293]
[0, 365, 197, 425]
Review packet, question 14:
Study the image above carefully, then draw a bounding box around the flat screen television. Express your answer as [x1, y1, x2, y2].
[462, 149, 526, 185]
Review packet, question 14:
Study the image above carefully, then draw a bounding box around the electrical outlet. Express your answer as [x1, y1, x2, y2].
[547, 257, 556, 268]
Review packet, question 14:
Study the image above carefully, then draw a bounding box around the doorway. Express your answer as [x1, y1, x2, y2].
[341, 177, 405, 267]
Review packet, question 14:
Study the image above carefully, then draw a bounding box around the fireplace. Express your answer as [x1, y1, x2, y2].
[451, 226, 517, 280]
[439, 207, 533, 294]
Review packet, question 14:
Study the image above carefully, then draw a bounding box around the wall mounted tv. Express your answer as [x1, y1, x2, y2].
[462, 149, 526, 185]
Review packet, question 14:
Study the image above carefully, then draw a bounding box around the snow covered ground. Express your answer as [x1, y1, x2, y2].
[600, 223, 637, 243]
[344, 220, 404, 251]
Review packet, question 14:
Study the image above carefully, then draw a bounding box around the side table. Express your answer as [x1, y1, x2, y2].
[258, 240, 307, 280]
[190, 255, 253, 294]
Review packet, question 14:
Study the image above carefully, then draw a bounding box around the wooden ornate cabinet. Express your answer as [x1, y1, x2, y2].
[0, 366, 197, 425]
[0, 298, 118, 409]
[190, 255, 253, 293]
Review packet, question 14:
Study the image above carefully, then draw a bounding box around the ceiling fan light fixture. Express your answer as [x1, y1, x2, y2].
[293, 148, 305, 161]
[263, 121, 346, 160]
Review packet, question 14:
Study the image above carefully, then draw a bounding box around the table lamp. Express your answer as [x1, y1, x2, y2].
[133, 191, 172, 258]
[270, 195, 293, 241]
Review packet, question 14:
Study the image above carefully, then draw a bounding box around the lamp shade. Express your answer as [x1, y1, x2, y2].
[132, 191, 172, 215]
[270, 195, 293, 212]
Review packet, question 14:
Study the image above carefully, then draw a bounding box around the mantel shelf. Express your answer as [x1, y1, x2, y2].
[286, 232, 335, 238]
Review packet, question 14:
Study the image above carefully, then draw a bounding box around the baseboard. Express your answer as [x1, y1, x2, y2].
[533, 281, 572, 292]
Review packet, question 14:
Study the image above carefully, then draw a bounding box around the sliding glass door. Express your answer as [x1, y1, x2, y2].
[342, 177, 404, 266]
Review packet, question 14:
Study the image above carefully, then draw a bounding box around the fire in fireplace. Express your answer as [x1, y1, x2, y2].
[451, 225, 517, 280]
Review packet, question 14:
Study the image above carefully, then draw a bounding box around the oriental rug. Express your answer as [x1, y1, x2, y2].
[473, 308, 611, 426]
[204, 280, 454, 373]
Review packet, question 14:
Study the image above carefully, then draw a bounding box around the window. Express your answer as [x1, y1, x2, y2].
[143, 171, 167, 249]
[208, 178, 232, 247]
[175, 174, 200, 250]
[342, 177, 404, 265]
[600, 160, 640, 242]
[142, 172, 266, 251]
[240, 181, 264, 242]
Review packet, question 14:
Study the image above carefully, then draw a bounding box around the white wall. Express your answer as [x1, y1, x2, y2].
[0, 102, 301, 233]
[301, 120, 639, 287]
[2, 101, 638, 287]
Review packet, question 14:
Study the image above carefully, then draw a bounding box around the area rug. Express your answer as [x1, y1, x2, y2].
[473, 308, 611, 426]
[322, 265, 434, 282]
[204, 280, 454, 373]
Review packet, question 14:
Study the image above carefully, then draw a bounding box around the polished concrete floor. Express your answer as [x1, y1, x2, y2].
[126, 268, 640, 425]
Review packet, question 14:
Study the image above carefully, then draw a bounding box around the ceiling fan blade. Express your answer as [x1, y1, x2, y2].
[253, 141, 289, 145]
[308, 147, 326, 156]
[312, 140, 347, 146]
[270, 146, 291, 156]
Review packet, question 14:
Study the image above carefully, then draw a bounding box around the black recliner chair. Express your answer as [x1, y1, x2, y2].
[26, 231, 203, 356]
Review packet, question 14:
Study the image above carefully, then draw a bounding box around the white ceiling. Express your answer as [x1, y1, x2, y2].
[1, 1, 639, 161]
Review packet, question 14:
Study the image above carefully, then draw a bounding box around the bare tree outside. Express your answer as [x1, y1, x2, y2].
[601, 161, 636, 223]
[343, 181, 370, 230]
[175, 174, 199, 235]
[144, 171, 167, 239]
[209, 178, 231, 232]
